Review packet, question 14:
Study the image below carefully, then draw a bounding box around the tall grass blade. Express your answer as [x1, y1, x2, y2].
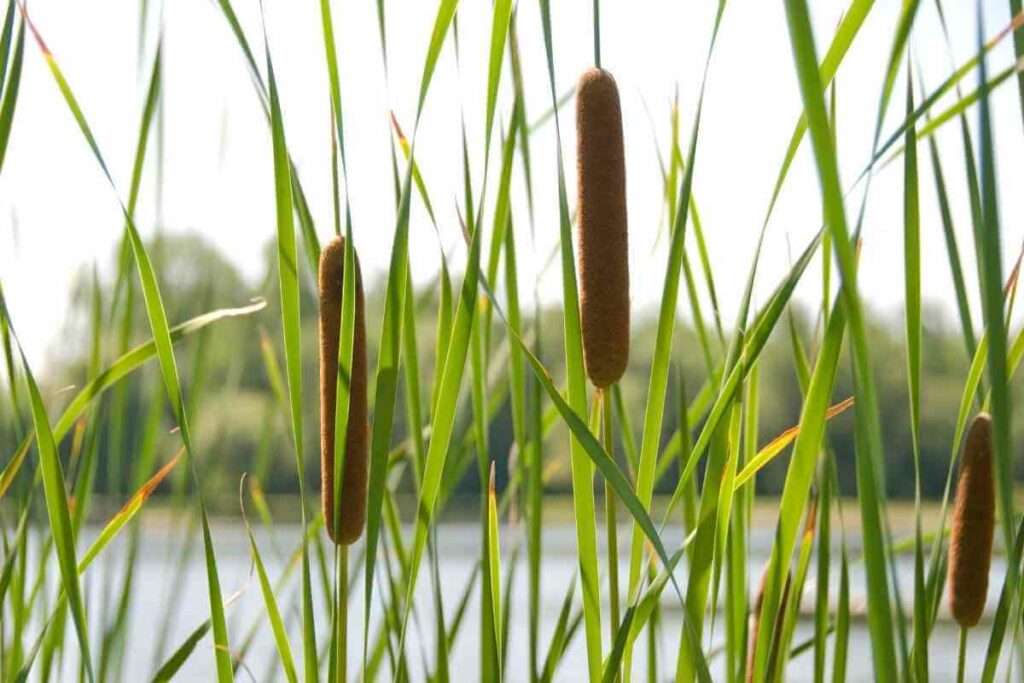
[241, 477, 298, 683]
[536, 1, 602, 676]
[901, 68, 929, 682]
[363, 5, 461, 670]
[250, 19, 324, 680]
[780, 1, 899, 677]
[973, 9, 1017, 673]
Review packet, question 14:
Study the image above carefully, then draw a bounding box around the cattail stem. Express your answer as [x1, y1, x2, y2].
[956, 626, 967, 683]
[592, 0, 601, 68]
[602, 388, 620, 678]
[333, 544, 348, 683]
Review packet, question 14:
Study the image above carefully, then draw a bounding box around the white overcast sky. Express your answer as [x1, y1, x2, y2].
[1, 0, 1023, 372]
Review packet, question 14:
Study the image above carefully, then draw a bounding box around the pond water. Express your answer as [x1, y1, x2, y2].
[26, 520, 1013, 681]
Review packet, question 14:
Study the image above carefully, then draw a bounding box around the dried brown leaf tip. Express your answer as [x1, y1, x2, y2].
[948, 412, 995, 628]
[576, 67, 629, 388]
[319, 235, 369, 545]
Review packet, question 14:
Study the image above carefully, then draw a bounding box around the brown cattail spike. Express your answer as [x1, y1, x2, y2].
[576, 67, 629, 388]
[948, 412, 995, 628]
[319, 235, 368, 545]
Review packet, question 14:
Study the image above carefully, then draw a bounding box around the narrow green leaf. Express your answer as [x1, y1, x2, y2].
[241, 476, 298, 683]
[780, 2, 899, 677]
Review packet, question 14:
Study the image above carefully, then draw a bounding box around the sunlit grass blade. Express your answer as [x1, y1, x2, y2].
[483, 0, 512, 152]
[507, 16, 535, 228]
[900, 68, 929, 683]
[455, 80, 499, 680]
[318, 0, 351, 233]
[0, 12, 23, 173]
[526, 312, 544, 682]
[0, 0, 16, 100]
[813, 461, 830, 683]
[768, 498, 817, 682]
[540, 574, 578, 683]
[212, 0, 322, 274]
[445, 563, 480, 654]
[732, 396, 853, 490]
[750, 288, 847, 683]
[428, 531, 450, 683]
[241, 476, 298, 683]
[390, 113, 441, 237]
[780, 1, 900, 677]
[364, 5, 461, 668]
[761, 0, 874, 227]
[627, 87, 706, 629]
[926, 126, 976, 361]
[259, 12, 322, 681]
[727, 366, 757, 682]
[496, 546, 517, 677]
[625, 13, 734, 677]
[397, 190, 482, 675]
[486, 464, 502, 678]
[151, 586, 248, 683]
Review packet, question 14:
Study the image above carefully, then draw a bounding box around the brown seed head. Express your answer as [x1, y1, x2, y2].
[948, 412, 995, 628]
[319, 235, 368, 545]
[576, 67, 629, 388]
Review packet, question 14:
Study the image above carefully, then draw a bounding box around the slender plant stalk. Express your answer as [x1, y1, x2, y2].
[603, 388, 620, 682]
[957, 627, 968, 683]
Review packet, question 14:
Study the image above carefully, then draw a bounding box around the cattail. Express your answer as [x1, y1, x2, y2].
[576, 67, 629, 388]
[319, 235, 368, 545]
[948, 412, 995, 628]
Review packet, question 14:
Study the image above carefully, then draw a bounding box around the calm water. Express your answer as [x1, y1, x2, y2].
[26, 521, 1014, 681]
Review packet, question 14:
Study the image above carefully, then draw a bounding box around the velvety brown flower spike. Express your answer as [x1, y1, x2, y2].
[948, 412, 995, 628]
[576, 67, 629, 388]
[319, 235, 368, 545]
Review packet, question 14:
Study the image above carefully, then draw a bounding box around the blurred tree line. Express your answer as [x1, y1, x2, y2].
[3, 231, 1023, 509]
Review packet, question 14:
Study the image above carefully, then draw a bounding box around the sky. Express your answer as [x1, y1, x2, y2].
[1, 0, 1023, 372]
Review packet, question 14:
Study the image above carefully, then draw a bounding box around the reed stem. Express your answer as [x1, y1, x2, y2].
[603, 388, 620, 680]
[334, 543, 348, 683]
[956, 626, 967, 683]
